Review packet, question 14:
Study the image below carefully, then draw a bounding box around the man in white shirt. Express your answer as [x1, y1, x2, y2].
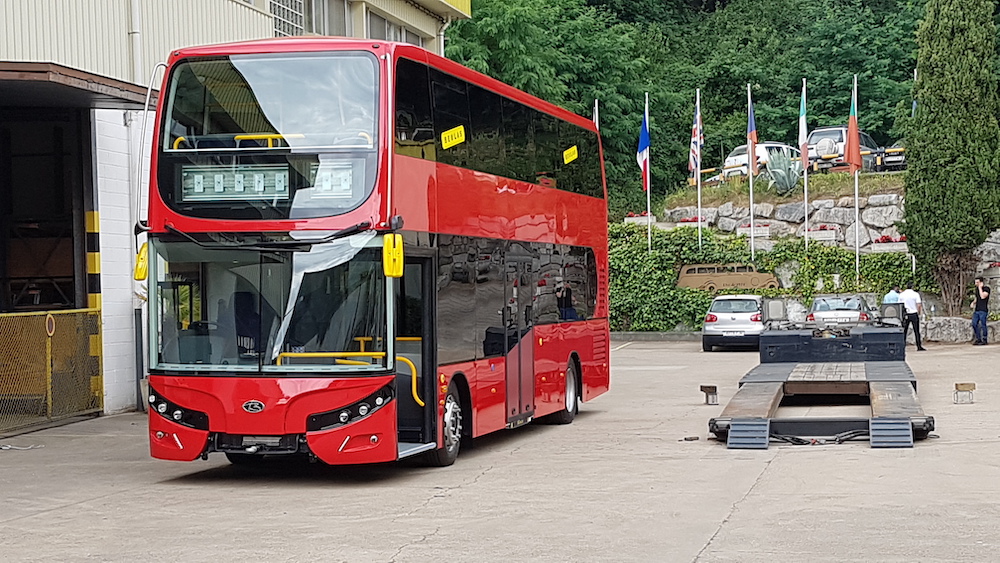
[900, 282, 926, 351]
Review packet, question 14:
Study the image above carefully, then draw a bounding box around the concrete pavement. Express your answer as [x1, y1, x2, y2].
[1, 340, 998, 562]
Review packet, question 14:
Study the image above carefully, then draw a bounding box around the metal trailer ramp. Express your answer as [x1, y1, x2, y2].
[709, 328, 934, 449]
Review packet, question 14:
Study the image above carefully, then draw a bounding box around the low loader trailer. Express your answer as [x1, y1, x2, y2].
[709, 302, 934, 449]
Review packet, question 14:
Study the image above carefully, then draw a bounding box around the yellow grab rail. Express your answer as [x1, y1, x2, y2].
[276, 351, 423, 407]
[396, 356, 423, 407]
[234, 133, 304, 147]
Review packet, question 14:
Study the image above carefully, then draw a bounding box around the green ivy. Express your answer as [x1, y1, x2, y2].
[609, 224, 937, 331]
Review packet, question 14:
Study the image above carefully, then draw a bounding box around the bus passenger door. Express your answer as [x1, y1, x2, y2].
[504, 256, 535, 427]
[395, 255, 437, 456]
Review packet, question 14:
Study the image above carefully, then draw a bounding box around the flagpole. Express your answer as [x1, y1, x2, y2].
[645, 92, 652, 254]
[747, 83, 755, 262]
[801, 78, 810, 251]
[853, 75, 860, 282]
[696, 88, 703, 250]
[593, 98, 600, 130]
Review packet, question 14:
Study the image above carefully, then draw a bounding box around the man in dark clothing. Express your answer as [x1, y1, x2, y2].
[972, 276, 991, 345]
[555, 278, 579, 321]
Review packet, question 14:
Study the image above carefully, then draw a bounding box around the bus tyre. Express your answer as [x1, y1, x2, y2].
[546, 362, 579, 425]
[426, 380, 463, 467]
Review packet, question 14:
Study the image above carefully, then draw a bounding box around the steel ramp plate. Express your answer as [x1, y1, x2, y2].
[727, 418, 771, 449]
[869, 418, 914, 448]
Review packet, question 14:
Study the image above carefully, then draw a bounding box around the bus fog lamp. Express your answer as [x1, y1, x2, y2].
[358, 403, 370, 416]
[339, 411, 350, 423]
[148, 394, 157, 404]
[375, 397, 384, 406]
[172, 410, 183, 421]
[157, 403, 168, 414]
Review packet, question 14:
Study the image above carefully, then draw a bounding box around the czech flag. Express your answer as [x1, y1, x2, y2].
[637, 98, 651, 191]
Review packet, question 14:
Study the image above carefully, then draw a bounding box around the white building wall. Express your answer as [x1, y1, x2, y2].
[93, 109, 143, 413]
[1, 0, 272, 85]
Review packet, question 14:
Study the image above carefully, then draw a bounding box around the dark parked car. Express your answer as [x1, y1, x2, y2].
[882, 141, 906, 171]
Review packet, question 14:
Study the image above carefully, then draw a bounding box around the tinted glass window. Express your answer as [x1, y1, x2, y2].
[710, 299, 760, 313]
[475, 240, 506, 358]
[437, 235, 476, 364]
[534, 112, 560, 187]
[502, 96, 535, 183]
[430, 69, 470, 168]
[395, 61, 603, 199]
[395, 58, 435, 161]
[809, 129, 844, 143]
[468, 85, 505, 178]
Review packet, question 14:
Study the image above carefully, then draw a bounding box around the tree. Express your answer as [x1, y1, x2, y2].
[902, 0, 1000, 315]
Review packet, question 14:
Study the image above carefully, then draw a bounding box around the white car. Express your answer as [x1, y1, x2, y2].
[702, 294, 765, 351]
[806, 126, 880, 172]
[723, 142, 801, 177]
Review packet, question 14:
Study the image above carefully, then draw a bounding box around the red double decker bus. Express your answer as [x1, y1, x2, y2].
[140, 37, 609, 466]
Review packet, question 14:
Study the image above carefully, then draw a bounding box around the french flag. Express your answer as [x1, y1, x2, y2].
[636, 97, 650, 192]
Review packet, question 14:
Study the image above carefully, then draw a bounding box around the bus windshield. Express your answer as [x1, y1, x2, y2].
[157, 52, 379, 220]
[148, 232, 392, 374]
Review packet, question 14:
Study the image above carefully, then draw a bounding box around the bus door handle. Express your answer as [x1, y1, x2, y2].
[396, 356, 423, 407]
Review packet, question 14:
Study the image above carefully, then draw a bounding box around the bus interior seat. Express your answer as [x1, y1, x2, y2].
[234, 291, 261, 354]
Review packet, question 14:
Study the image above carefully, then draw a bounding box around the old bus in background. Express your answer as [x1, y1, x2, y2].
[138, 38, 610, 467]
[677, 263, 779, 292]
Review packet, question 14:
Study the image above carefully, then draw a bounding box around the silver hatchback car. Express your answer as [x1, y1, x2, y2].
[805, 294, 879, 329]
[702, 294, 764, 352]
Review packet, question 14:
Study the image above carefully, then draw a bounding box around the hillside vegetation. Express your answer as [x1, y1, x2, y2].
[448, 0, 932, 217]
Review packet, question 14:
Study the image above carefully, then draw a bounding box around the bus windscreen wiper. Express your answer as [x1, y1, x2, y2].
[164, 221, 372, 251]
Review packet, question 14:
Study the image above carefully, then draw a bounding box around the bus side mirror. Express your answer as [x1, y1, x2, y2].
[134, 242, 148, 281]
[383, 234, 403, 278]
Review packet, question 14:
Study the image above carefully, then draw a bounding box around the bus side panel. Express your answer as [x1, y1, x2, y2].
[530, 320, 609, 417]
[582, 320, 611, 401]
[530, 323, 566, 419]
[470, 357, 506, 438]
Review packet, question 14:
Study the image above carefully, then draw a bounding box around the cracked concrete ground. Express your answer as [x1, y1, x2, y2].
[0, 340, 997, 562]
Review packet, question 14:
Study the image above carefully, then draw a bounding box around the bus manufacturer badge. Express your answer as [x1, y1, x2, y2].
[242, 400, 265, 413]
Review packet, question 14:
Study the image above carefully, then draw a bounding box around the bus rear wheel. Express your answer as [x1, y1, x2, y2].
[545, 362, 579, 425]
[425, 380, 463, 467]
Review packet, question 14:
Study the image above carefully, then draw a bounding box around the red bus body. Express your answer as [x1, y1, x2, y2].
[144, 38, 609, 466]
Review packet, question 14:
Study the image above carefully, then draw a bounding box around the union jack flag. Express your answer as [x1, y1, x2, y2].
[688, 92, 703, 175]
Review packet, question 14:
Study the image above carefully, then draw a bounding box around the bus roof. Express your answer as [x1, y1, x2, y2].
[167, 37, 599, 134]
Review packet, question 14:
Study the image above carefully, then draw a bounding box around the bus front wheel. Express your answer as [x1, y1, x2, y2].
[425, 380, 463, 467]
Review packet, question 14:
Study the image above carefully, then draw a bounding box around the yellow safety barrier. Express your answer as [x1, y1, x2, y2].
[0, 309, 103, 435]
[276, 351, 423, 407]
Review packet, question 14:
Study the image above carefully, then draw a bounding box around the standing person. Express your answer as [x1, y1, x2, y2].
[883, 285, 901, 304]
[901, 282, 926, 351]
[555, 277, 579, 321]
[971, 276, 991, 345]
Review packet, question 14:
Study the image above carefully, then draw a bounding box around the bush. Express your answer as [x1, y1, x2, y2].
[609, 224, 936, 331]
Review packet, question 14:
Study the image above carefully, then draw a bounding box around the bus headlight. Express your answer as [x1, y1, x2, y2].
[148, 385, 209, 430]
[306, 384, 394, 432]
